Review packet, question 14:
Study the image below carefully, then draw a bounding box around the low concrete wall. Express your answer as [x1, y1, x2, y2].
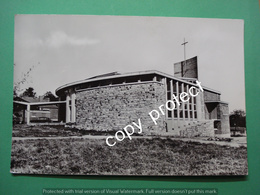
[166, 119, 214, 137]
[180, 120, 215, 137]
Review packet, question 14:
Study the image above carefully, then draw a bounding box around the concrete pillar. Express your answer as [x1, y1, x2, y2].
[196, 92, 202, 120]
[170, 80, 173, 119]
[176, 81, 180, 122]
[181, 83, 185, 119]
[220, 103, 231, 136]
[163, 78, 167, 119]
[66, 93, 71, 123]
[191, 89, 195, 121]
[26, 104, 30, 125]
[71, 93, 76, 123]
[186, 85, 190, 120]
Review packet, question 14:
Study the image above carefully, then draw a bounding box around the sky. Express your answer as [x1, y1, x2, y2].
[13, 15, 245, 112]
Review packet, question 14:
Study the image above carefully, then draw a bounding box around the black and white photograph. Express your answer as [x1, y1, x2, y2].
[11, 15, 247, 176]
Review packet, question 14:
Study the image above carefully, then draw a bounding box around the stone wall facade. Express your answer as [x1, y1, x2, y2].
[75, 82, 166, 134]
[204, 90, 220, 102]
[58, 72, 230, 137]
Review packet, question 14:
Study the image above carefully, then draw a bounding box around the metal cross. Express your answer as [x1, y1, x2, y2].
[181, 38, 188, 77]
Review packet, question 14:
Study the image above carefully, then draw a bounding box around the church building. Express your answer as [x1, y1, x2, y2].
[55, 56, 230, 137]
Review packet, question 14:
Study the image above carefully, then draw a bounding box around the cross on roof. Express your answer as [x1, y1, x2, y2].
[181, 38, 188, 77]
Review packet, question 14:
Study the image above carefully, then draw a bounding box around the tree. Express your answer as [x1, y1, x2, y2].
[230, 109, 246, 128]
[21, 87, 37, 98]
[13, 89, 18, 98]
[13, 62, 39, 97]
[43, 91, 58, 101]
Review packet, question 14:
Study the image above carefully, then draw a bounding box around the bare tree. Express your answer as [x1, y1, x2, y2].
[13, 62, 39, 97]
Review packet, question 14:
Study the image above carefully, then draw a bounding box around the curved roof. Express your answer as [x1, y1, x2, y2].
[55, 70, 220, 96]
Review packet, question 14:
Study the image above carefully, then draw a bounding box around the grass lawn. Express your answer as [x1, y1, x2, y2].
[12, 124, 141, 137]
[10, 137, 248, 176]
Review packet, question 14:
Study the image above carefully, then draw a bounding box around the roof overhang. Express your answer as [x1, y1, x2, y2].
[14, 101, 66, 106]
[205, 100, 228, 104]
[55, 70, 221, 96]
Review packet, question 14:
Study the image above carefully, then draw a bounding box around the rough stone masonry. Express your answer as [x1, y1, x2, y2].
[76, 82, 166, 133]
[105, 81, 204, 146]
